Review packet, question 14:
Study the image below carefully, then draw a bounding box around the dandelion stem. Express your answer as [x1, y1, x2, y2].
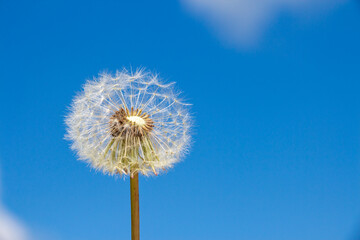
[130, 172, 140, 240]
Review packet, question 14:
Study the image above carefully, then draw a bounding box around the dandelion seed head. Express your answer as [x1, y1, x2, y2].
[65, 69, 192, 176]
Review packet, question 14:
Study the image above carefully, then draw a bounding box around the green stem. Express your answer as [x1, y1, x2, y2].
[130, 172, 140, 240]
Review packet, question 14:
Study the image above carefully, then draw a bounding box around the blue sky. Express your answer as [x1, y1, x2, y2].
[0, 0, 360, 239]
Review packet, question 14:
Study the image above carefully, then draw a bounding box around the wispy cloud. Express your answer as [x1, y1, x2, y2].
[0, 206, 29, 240]
[0, 169, 59, 240]
[181, 0, 346, 48]
[0, 166, 29, 240]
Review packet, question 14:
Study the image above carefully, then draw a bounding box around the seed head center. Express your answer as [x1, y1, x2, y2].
[127, 115, 146, 126]
[110, 108, 154, 138]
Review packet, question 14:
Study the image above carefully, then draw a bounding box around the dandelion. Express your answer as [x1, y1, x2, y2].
[65, 68, 192, 240]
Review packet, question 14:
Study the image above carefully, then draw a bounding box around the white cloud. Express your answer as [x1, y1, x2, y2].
[0, 166, 58, 240]
[181, 0, 347, 47]
[0, 168, 29, 240]
[0, 207, 29, 240]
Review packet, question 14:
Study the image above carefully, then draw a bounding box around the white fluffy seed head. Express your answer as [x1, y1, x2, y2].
[65, 69, 192, 176]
